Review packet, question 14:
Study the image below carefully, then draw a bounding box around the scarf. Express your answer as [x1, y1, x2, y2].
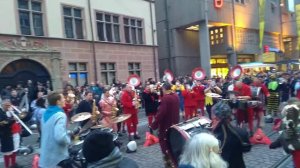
[43, 105, 64, 122]
[88, 147, 123, 168]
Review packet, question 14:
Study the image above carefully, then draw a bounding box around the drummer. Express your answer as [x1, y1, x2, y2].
[251, 77, 270, 128]
[233, 80, 254, 136]
[99, 88, 117, 131]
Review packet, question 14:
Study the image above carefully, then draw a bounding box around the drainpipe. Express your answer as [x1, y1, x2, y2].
[230, 0, 237, 66]
[164, 0, 172, 71]
[148, 0, 158, 81]
[88, 0, 98, 82]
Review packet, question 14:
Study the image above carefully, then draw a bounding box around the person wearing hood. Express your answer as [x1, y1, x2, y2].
[39, 92, 77, 168]
[212, 101, 251, 168]
[82, 130, 139, 168]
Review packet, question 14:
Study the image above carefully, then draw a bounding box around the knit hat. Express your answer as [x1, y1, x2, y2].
[82, 130, 115, 163]
[212, 101, 232, 120]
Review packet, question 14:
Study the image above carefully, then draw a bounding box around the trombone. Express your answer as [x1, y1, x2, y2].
[10, 105, 33, 135]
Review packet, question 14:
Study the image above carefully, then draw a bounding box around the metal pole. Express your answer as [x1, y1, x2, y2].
[149, 0, 158, 81]
[164, 0, 172, 70]
[230, 0, 237, 66]
[88, 0, 98, 82]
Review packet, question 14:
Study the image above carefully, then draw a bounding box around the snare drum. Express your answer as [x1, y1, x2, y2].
[228, 99, 248, 110]
[247, 100, 262, 108]
[167, 117, 212, 165]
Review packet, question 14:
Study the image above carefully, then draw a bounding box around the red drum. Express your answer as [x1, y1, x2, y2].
[167, 117, 212, 164]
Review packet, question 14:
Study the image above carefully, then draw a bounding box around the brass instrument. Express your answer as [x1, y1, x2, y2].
[91, 99, 99, 123]
[133, 91, 141, 109]
[11, 106, 33, 135]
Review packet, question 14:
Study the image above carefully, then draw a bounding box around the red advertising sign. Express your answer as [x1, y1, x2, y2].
[214, 0, 224, 8]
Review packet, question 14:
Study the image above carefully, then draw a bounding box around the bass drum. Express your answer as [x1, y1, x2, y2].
[166, 117, 212, 165]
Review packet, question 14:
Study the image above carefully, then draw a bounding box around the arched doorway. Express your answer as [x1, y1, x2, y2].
[0, 59, 51, 88]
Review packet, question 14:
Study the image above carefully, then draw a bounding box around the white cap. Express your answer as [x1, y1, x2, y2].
[126, 141, 137, 153]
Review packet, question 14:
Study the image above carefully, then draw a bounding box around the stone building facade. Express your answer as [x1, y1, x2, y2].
[0, 0, 157, 89]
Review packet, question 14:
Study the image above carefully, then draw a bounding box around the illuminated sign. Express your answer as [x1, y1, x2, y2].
[214, 0, 223, 8]
[287, 0, 295, 12]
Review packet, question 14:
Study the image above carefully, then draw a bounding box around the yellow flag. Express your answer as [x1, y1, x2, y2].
[296, 4, 300, 50]
[259, 0, 266, 49]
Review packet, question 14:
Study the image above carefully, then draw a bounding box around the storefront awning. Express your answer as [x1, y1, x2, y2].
[239, 62, 277, 69]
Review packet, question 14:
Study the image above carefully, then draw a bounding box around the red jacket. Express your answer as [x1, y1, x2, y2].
[234, 83, 252, 97]
[182, 90, 196, 107]
[193, 85, 205, 101]
[121, 90, 137, 114]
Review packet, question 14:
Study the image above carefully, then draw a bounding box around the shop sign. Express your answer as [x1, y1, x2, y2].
[262, 52, 276, 62]
[214, 0, 223, 8]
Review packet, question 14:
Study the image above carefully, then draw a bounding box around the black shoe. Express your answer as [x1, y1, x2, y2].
[149, 128, 153, 134]
[128, 135, 133, 141]
[118, 132, 123, 137]
[134, 134, 141, 140]
[249, 131, 254, 137]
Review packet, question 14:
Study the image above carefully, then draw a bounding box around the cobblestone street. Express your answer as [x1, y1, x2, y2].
[0, 111, 294, 168]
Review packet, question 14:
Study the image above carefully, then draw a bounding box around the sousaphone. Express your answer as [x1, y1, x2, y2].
[127, 74, 141, 87]
[192, 67, 206, 80]
[229, 65, 243, 80]
[163, 69, 174, 83]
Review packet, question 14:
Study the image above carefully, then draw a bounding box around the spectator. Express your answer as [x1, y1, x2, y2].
[179, 133, 227, 168]
[82, 131, 139, 168]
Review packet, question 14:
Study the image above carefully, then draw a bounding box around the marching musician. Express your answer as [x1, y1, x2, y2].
[204, 79, 222, 119]
[142, 85, 159, 133]
[121, 84, 140, 141]
[182, 84, 196, 120]
[151, 83, 180, 168]
[233, 80, 254, 136]
[266, 74, 280, 120]
[192, 80, 206, 116]
[76, 91, 93, 114]
[99, 88, 118, 131]
[252, 77, 270, 128]
[171, 80, 185, 118]
[76, 91, 94, 126]
[0, 99, 21, 168]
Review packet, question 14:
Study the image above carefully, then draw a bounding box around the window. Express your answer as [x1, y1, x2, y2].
[18, 0, 44, 36]
[128, 63, 141, 76]
[235, 0, 245, 4]
[63, 6, 84, 39]
[68, 63, 88, 86]
[96, 13, 120, 42]
[124, 18, 144, 44]
[210, 27, 224, 46]
[100, 63, 116, 85]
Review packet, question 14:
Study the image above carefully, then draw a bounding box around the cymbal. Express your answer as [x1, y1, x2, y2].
[111, 114, 132, 123]
[91, 124, 105, 129]
[71, 112, 91, 122]
[205, 93, 222, 98]
[72, 140, 84, 146]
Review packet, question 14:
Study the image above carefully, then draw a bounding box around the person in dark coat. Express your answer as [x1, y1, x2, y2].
[76, 91, 93, 126]
[212, 101, 250, 168]
[151, 82, 180, 168]
[82, 130, 139, 168]
[142, 85, 159, 133]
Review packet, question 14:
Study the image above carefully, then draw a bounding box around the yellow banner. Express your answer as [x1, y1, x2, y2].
[296, 4, 300, 50]
[259, 0, 266, 49]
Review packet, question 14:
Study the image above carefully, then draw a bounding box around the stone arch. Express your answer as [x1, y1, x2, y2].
[0, 59, 51, 88]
